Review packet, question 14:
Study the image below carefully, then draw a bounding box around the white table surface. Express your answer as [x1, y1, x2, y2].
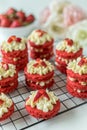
[25, 104, 87, 130]
[0, 0, 87, 130]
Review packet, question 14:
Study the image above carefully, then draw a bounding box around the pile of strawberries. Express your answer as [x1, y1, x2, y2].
[0, 8, 35, 28]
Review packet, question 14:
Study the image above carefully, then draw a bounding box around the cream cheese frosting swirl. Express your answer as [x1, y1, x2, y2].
[0, 63, 16, 80]
[27, 59, 54, 75]
[26, 89, 58, 112]
[67, 57, 87, 75]
[28, 29, 52, 45]
[0, 93, 13, 118]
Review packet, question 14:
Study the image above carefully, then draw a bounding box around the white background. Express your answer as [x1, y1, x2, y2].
[0, 0, 87, 18]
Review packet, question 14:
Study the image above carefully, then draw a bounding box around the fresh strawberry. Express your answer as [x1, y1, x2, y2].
[2, 63, 9, 70]
[33, 63, 39, 67]
[36, 58, 41, 62]
[0, 99, 4, 106]
[33, 59, 47, 67]
[16, 11, 26, 21]
[7, 35, 21, 43]
[33, 92, 42, 103]
[1, 62, 9, 70]
[43, 92, 50, 100]
[7, 38, 13, 43]
[0, 17, 11, 27]
[6, 8, 16, 15]
[41, 61, 47, 67]
[36, 30, 46, 37]
[0, 14, 7, 19]
[16, 37, 21, 42]
[10, 20, 22, 27]
[65, 38, 73, 46]
[7, 35, 16, 43]
[0, 8, 35, 28]
[78, 57, 87, 66]
[26, 14, 35, 23]
[34, 89, 50, 103]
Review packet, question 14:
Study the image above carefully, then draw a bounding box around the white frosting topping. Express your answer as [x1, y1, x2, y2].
[26, 89, 58, 112]
[1, 38, 27, 52]
[0, 63, 16, 80]
[56, 39, 81, 53]
[0, 93, 13, 118]
[27, 59, 54, 75]
[67, 57, 87, 75]
[68, 76, 76, 81]
[56, 56, 69, 64]
[75, 89, 87, 93]
[27, 78, 53, 87]
[28, 29, 52, 45]
[79, 81, 87, 86]
[68, 76, 87, 85]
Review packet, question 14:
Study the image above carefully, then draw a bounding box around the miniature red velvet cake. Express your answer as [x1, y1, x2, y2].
[25, 89, 60, 119]
[0, 93, 14, 121]
[24, 58, 54, 90]
[67, 57, 87, 98]
[28, 29, 54, 60]
[1, 35, 28, 71]
[0, 62, 18, 93]
[55, 38, 83, 74]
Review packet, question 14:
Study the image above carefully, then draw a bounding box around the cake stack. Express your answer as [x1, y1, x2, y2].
[28, 29, 54, 60]
[1, 35, 28, 71]
[55, 38, 83, 74]
[24, 58, 54, 90]
[0, 62, 18, 93]
[67, 57, 87, 98]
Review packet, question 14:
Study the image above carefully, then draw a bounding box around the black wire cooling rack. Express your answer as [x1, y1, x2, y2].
[0, 57, 87, 130]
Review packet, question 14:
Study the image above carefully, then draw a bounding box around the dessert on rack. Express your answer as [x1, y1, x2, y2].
[24, 58, 54, 90]
[28, 29, 54, 60]
[25, 89, 60, 119]
[0, 93, 14, 121]
[55, 38, 83, 74]
[67, 56, 87, 98]
[1, 35, 28, 71]
[0, 62, 18, 93]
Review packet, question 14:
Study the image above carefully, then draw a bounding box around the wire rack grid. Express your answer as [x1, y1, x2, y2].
[0, 58, 87, 130]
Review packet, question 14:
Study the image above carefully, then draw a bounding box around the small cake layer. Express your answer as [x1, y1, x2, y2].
[66, 56, 87, 98]
[25, 89, 60, 119]
[0, 62, 18, 93]
[28, 29, 54, 60]
[1, 36, 28, 71]
[55, 38, 83, 74]
[0, 93, 14, 121]
[24, 59, 54, 90]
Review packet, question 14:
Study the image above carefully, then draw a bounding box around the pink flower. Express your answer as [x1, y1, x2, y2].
[63, 5, 87, 27]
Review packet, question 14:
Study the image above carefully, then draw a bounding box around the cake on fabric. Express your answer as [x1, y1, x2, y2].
[0, 62, 18, 93]
[25, 89, 60, 119]
[67, 57, 87, 98]
[28, 29, 54, 60]
[0, 93, 14, 121]
[55, 38, 83, 74]
[24, 58, 54, 90]
[1, 35, 28, 71]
